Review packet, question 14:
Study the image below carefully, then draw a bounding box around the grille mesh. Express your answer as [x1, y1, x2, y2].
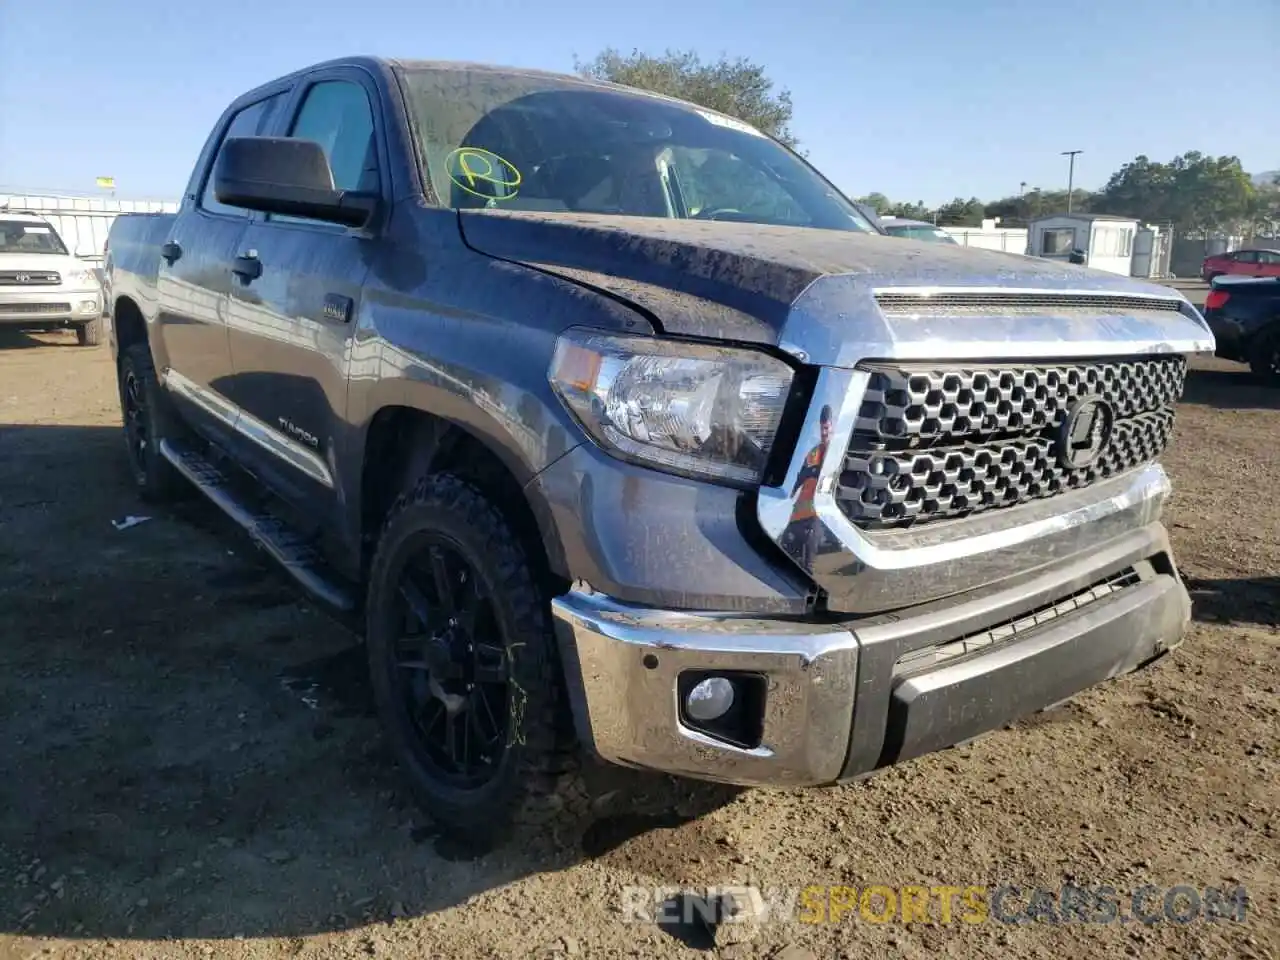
[0, 302, 70, 315]
[897, 568, 1143, 675]
[838, 356, 1186, 528]
[874, 292, 1185, 315]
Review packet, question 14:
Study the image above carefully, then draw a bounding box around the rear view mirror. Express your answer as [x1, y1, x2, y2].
[214, 137, 377, 227]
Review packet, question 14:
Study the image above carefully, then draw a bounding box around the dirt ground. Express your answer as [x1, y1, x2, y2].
[1, 297, 1277, 959]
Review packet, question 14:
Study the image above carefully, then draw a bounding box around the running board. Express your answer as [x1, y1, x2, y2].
[159, 439, 356, 613]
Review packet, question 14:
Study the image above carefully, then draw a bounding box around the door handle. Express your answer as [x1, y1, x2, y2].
[231, 250, 262, 282]
[160, 240, 182, 264]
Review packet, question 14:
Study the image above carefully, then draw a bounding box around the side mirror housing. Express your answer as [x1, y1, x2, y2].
[214, 137, 377, 228]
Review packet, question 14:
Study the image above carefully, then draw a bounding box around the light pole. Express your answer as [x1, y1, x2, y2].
[1061, 151, 1082, 213]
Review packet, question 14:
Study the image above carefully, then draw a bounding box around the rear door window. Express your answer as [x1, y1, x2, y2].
[200, 94, 286, 217]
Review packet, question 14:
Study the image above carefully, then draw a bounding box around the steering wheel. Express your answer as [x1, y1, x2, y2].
[691, 207, 744, 221]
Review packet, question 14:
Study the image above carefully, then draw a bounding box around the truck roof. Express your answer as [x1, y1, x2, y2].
[239, 55, 755, 131]
[0, 211, 52, 224]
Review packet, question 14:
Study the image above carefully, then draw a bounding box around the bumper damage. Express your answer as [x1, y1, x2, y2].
[551, 523, 1190, 787]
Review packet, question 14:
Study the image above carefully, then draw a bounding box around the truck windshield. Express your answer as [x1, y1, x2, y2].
[398, 66, 875, 233]
[0, 220, 68, 255]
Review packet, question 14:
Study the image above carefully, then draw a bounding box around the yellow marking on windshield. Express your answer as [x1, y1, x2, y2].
[446, 147, 522, 201]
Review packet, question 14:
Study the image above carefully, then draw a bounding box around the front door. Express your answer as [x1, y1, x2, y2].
[222, 71, 384, 520]
[154, 91, 288, 441]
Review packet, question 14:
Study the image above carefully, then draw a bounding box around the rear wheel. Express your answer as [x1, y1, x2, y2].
[366, 473, 579, 848]
[1249, 328, 1280, 386]
[76, 318, 103, 347]
[117, 344, 186, 501]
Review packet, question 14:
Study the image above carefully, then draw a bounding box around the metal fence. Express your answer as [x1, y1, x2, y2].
[0, 191, 179, 264]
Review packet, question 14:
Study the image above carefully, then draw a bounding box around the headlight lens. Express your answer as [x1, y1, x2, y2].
[69, 268, 99, 288]
[549, 328, 795, 485]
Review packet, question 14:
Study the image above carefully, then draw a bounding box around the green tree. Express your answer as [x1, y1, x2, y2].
[1095, 152, 1255, 234]
[855, 191, 892, 214]
[575, 48, 798, 147]
[934, 196, 987, 226]
[884, 200, 934, 220]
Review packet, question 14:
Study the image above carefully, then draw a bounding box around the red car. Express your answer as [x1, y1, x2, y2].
[1201, 247, 1280, 282]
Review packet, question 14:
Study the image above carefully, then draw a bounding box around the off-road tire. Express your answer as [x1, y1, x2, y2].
[1248, 327, 1280, 387]
[117, 343, 186, 502]
[76, 318, 103, 347]
[366, 472, 581, 848]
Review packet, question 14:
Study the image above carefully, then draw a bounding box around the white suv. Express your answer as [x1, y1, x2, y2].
[0, 213, 104, 346]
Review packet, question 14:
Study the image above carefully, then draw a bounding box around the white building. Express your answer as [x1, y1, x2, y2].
[1028, 213, 1139, 276]
[941, 219, 1029, 255]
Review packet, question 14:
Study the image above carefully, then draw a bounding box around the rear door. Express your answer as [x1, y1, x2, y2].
[1256, 250, 1280, 277]
[221, 68, 385, 517]
[1229, 250, 1260, 277]
[155, 91, 288, 439]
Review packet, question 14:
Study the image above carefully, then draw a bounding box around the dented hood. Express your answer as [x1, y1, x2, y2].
[456, 209, 1190, 350]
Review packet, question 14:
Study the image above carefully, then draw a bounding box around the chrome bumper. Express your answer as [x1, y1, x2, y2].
[0, 288, 102, 323]
[550, 523, 1190, 787]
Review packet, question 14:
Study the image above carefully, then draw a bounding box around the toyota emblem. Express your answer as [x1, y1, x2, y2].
[1056, 396, 1114, 470]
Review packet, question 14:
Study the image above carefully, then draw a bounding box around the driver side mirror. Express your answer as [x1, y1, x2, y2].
[214, 136, 377, 228]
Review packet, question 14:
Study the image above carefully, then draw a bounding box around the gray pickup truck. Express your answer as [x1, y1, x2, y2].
[104, 56, 1215, 845]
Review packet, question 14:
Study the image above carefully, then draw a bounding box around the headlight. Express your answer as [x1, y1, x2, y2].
[68, 268, 99, 288]
[549, 328, 795, 485]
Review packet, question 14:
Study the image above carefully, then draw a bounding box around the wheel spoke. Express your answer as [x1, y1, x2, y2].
[477, 684, 502, 740]
[465, 705, 497, 759]
[471, 696, 499, 757]
[443, 710, 458, 770]
[428, 547, 457, 615]
[398, 575, 434, 631]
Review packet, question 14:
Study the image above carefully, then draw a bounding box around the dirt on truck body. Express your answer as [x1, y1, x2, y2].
[0, 337, 1276, 958]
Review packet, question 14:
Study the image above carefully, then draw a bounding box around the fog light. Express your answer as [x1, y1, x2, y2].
[685, 677, 735, 722]
[79, 300, 98, 313]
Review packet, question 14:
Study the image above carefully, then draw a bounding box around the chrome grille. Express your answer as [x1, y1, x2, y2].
[0, 271, 60, 286]
[838, 356, 1186, 528]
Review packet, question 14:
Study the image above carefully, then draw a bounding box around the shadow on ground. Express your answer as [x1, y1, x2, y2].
[0, 423, 743, 944]
[1180, 365, 1280, 411]
[0, 328, 78, 350]
[1187, 575, 1280, 628]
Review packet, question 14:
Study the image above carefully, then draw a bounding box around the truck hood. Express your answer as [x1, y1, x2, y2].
[457, 210, 1210, 362]
[0, 252, 90, 277]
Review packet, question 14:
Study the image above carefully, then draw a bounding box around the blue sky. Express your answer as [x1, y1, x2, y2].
[3, 0, 1276, 205]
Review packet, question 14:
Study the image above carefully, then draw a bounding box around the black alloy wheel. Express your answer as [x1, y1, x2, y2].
[365, 473, 579, 845]
[390, 535, 510, 788]
[121, 364, 151, 482]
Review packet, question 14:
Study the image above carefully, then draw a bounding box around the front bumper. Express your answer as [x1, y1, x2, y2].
[551, 522, 1189, 787]
[0, 288, 102, 325]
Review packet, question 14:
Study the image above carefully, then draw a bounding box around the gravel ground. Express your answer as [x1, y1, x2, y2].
[0, 311, 1276, 960]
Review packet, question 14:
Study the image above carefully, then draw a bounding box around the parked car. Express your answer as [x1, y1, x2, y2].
[0, 212, 104, 345]
[1201, 247, 1280, 283]
[104, 56, 1215, 845]
[880, 216, 958, 244]
[1202, 275, 1280, 382]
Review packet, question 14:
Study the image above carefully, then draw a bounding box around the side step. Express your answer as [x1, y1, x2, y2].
[159, 439, 357, 613]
